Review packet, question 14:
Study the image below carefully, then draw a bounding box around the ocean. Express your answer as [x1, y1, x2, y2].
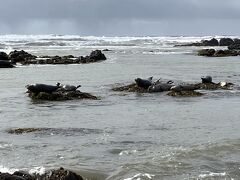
[0, 35, 240, 179]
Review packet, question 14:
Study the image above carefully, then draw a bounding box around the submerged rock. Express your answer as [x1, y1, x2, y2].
[7, 128, 42, 134]
[28, 90, 98, 101]
[167, 91, 203, 97]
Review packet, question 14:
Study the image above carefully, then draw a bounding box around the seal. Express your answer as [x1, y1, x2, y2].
[170, 84, 199, 92]
[26, 83, 60, 93]
[135, 77, 153, 89]
[201, 76, 213, 84]
[148, 82, 174, 92]
[0, 60, 14, 68]
[57, 82, 81, 91]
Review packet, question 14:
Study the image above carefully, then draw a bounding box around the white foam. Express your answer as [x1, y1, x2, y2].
[124, 173, 155, 180]
[29, 166, 46, 175]
[0, 165, 19, 174]
[198, 172, 227, 178]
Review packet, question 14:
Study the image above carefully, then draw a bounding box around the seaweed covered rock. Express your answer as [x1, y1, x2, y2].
[7, 128, 42, 134]
[198, 49, 215, 56]
[77, 50, 107, 63]
[112, 83, 148, 93]
[9, 50, 37, 63]
[196, 82, 233, 90]
[42, 167, 83, 180]
[167, 91, 203, 97]
[28, 90, 98, 101]
[0, 167, 83, 180]
[198, 49, 239, 57]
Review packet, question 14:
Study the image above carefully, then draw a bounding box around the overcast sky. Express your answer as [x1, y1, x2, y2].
[0, 0, 240, 36]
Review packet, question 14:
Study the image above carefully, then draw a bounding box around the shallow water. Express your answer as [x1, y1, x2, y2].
[0, 35, 240, 179]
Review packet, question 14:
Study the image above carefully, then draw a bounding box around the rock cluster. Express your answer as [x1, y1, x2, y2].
[0, 49, 107, 66]
[112, 76, 233, 97]
[0, 167, 83, 180]
[198, 49, 239, 57]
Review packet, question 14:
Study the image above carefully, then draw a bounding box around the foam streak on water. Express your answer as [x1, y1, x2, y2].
[0, 35, 240, 179]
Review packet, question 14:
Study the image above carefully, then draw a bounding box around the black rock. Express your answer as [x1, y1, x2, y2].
[219, 38, 234, 46]
[228, 43, 240, 50]
[201, 38, 219, 46]
[89, 50, 106, 61]
[9, 50, 37, 63]
[198, 49, 216, 56]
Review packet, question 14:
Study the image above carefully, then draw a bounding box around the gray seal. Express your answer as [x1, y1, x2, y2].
[135, 77, 153, 89]
[201, 76, 213, 84]
[148, 82, 174, 92]
[26, 84, 60, 93]
[57, 83, 81, 91]
[170, 84, 199, 92]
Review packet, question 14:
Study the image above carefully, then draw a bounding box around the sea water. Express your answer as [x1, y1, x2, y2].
[0, 35, 240, 179]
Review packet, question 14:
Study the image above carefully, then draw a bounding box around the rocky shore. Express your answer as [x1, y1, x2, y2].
[176, 37, 240, 57]
[0, 167, 83, 180]
[0, 49, 106, 67]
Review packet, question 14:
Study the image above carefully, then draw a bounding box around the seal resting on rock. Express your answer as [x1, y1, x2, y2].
[26, 83, 60, 93]
[170, 84, 199, 92]
[57, 82, 81, 91]
[148, 80, 174, 92]
[201, 76, 213, 84]
[135, 77, 153, 89]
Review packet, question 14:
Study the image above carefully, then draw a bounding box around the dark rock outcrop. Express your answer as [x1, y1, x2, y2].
[198, 49, 216, 56]
[228, 43, 240, 50]
[201, 38, 219, 46]
[177, 38, 219, 47]
[0, 52, 9, 60]
[167, 91, 203, 97]
[9, 50, 37, 63]
[219, 38, 234, 46]
[0, 167, 83, 180]
[198, 49, 239, 57]
[28, 90, 98, 101]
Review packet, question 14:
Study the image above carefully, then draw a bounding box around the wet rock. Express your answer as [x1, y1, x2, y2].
[198, 49, 215, 56]
[195, 82, 233, 90]
[89, 50, 106, 61]
[201, 38, 219, 46]
[42, 167, 83, 180]
[28, 90, 98, 101]
[112, 83, 148, 93]
[214, 49, 238, 57]
[0, 60, 15, 68]
[228, 43, 240, 50]
[198, 49, 239, 57]
[7, 128, 42, 134]
[9, 50, 37, 63]
[233, 38, 240, 44]
[0, 52, 9, 60]
[167, 91, 203, 97]
[0, 167, 83, 180]
[177, 38, 219, 46]
[219, 38, 234, 46]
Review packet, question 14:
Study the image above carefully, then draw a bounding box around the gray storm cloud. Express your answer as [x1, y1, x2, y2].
[0, 0, 240, 35]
